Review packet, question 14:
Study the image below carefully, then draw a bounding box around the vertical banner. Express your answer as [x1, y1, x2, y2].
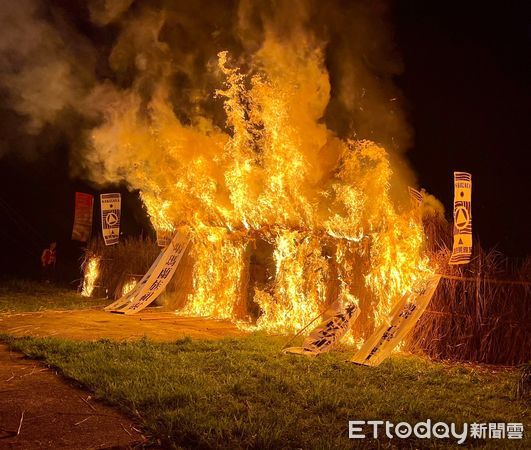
[449, 172, 472, 265]
[283, 303, 360, 356]
[350, 275, 441, 367]
[408, 186, 423, 208]
[72, 192, 94, 242]
[100, 193, 121, 246]
[105, 231, 190, 314]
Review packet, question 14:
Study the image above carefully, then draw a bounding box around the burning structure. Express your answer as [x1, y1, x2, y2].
[14, 0, 515, 364]
[76, 1, 440, 341]
[0, 1, 526, 368]
[85, 45, 434, 340]
[0, 0, 438, 339]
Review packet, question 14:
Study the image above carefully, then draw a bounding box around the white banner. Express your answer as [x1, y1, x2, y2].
[106, 231, 190, 314]
[284, 303, 360, 356]
[104, 249, 165, 311]
[449, 172, 472, 265]
[100, 193, 121, 246]
[350, 275, 441, 367]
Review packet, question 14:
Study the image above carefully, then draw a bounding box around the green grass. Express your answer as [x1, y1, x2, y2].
[1, 334, 528, 449]
[0, 279, 107, 312]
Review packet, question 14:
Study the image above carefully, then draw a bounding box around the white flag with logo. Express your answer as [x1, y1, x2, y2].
[408, 186, 423, 207]
[449, 172, 472, 265]
[100, 193, 121, 246]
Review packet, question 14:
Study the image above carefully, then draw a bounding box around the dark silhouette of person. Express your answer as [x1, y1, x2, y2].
[41, 242, 57, 282]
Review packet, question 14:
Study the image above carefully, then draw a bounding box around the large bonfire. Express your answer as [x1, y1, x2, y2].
[87, 27, 434, 339]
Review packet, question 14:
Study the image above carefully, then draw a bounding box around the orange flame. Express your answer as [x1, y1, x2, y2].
[81, 256, 100, 297]
[121, 278, 137, 296]
[90, 37, 434, 335]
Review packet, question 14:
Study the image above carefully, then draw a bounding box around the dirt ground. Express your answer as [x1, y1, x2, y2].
[0, 308, 244, 449]
[0, 308, 244, 342]
[0, 343, 146, 449]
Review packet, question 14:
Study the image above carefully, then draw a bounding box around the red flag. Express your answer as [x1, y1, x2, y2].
[72, 192, 94, 242]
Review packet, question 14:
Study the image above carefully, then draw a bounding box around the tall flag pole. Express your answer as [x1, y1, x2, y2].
[72, 192, 94, 242]
[100, 193, 121, 246]
[449, 172, 472, 265]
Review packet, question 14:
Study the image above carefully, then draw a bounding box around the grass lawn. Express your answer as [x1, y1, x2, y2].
[1, 333, 528, 449]
[0, 279, 107, 312]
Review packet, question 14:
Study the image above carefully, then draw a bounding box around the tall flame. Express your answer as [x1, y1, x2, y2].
[81, 256, 100, 297]
[88, 30, 434, 335]
[182, 228, 247, 319]
[253, 231, 329, 333]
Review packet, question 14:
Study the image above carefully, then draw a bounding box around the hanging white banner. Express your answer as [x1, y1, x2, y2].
[350, 274, 441, 367]
[106, 230, 190, 314]
[449, 172, 472, 265]
[283, 303, 360, 357]
[100, 193, 121, 246]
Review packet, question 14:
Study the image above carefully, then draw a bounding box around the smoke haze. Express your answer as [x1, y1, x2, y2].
[0, 0, 420, 219]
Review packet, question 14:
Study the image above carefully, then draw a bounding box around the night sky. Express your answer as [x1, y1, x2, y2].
[0, 1, 529, 280]
[396, 1, 530, 259]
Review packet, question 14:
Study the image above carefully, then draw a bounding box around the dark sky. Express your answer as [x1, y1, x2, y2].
[0, 0, 529, 279]
[394, 1, 530, 258]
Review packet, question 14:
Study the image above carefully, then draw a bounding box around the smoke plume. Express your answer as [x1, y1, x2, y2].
[0, 0, 415, 198]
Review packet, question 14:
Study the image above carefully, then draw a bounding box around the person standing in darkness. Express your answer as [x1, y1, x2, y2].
[41, 242, 57, 282]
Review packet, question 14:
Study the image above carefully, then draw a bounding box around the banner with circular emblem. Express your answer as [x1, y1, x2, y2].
[100, 193, 121, 246]
[449, 172, 472, 265]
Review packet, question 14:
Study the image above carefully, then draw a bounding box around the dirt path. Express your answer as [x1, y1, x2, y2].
[0, 309, 243, 449]
[0, 344, 147, 449]
[0, 309, 244, 342]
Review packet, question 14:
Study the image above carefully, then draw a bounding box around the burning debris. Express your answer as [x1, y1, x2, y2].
[71, 2, 436, 339]
[1, 0, 435, 338]
[83, 44, 434, 337]
[81, 255, 100, 297]
[121, 278, 137, 296]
